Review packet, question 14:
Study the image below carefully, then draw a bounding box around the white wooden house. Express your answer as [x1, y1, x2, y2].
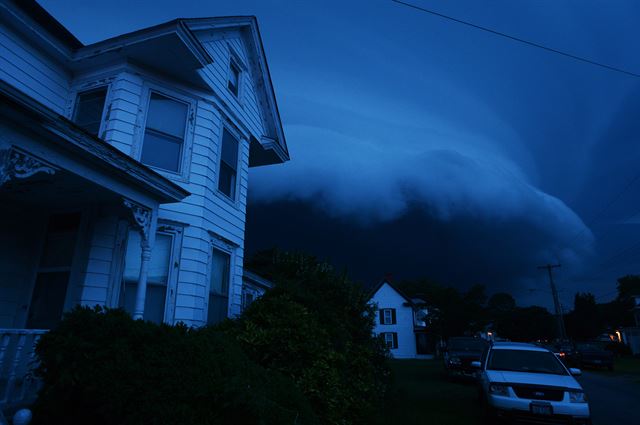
[0, 0, 288, 414]
[369, 280, 434, 359]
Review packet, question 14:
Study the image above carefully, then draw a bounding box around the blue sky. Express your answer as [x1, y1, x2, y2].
[40, 0, 640, 309]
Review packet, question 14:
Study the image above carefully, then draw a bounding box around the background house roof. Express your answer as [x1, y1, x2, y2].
[368, 279, 416, 306]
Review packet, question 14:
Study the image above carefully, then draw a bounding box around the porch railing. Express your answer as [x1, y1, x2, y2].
[0, 329, 48, 413]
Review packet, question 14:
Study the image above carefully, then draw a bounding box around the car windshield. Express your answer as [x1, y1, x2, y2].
[448, 339, 487, 351]
[488, 349, 568, 375]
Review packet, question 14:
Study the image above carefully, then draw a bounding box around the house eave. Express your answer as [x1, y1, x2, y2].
[71, 20, 213, 89]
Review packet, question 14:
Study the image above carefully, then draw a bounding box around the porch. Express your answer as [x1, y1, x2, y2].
[0, 80, 188, 416]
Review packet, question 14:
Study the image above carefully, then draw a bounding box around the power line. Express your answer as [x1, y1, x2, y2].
[391, 0, 640, 78]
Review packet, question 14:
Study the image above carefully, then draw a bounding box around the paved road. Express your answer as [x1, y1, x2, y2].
[577, 371, 640, 425]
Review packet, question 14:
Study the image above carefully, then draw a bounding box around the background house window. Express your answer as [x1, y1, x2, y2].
[380, 308, 396, 325]
[382, 332, 398, 349]
[73, 87, 107, 136]
[207, 248, 231, 325]
[218, 129, 239, 199]
[141, 92, 188, 172]
[121, 230, 173, 324]
[228, 61, 240, 96]
[242, 291, 255, 312]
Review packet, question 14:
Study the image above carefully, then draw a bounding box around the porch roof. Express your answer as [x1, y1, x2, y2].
[0, 80, 190, 204]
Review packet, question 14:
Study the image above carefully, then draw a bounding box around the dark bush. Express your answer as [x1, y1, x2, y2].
[224, 251, 391, 425]
[33, 306, 318, 425]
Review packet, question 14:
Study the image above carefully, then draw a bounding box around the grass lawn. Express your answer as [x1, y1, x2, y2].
[378, 359, 483, 425]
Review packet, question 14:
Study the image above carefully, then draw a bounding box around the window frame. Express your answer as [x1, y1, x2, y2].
[380, 308, 396, 325]
[137, 85, 195, 180]
[216, 124, 243, 202]
[71, 84, 111, 138]
[118, 223, 183, 324]
[382, 332, 398, 349]
[205, 236, 236, 325]
[226, 47, 246, 102]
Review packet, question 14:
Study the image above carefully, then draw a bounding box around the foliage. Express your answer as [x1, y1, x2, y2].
[33, 306, 318, 425]
[495, 306, 555, 341]
[565, 292, 601, 340]
[396, 279, 487, 337]
[226, 250, 391, 425]
[487, 292, 516, 314]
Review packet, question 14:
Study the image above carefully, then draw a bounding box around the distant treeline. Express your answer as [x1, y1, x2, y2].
[395, 275, 640, 341]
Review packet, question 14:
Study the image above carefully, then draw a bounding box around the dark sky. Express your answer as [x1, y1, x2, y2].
[41, 0, 640, 310]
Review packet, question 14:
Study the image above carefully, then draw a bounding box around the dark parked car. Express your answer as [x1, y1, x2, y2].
[575, 342, 614, 371]
[443, 337, 488, 378]
[538, 341, 580, 368]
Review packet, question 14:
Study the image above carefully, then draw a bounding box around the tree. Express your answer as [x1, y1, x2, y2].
[396, 280, 488, 337]
[487, 293, 516, 314]
[566, 292, 600, 340]
[496, 306, 555, 341]
[230, 250, 390, 425]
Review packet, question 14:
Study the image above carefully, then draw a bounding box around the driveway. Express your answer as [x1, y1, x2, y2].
[577, 371, 640, 425]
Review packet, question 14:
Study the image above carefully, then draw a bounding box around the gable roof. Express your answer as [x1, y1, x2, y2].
[368, 279, 415, 306]
[5, 0, 289, 166]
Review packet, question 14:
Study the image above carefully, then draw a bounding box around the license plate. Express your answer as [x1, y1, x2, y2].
[530, 403, 552, 416]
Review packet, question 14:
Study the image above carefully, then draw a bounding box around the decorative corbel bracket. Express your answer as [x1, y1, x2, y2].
[123, 198, 152, 241]
[0, 148, 58, 186]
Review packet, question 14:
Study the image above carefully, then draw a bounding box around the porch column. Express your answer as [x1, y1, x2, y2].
[123, 199, 158, 320]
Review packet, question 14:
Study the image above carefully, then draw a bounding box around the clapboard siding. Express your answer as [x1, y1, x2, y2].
[0, 25, 70, 113]
[199, 31, 267, 139]
[78, 214, 119, 307]
[102, 73, 144, 155]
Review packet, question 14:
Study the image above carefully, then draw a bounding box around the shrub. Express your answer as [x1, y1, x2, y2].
[33, 306, 318, 425]
[224, 251, 391, 425]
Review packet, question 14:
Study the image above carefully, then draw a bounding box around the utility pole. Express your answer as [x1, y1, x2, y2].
[537, 264, 567, 341]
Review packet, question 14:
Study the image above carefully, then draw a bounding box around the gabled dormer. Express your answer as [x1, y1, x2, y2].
[1, 0, 289, 171]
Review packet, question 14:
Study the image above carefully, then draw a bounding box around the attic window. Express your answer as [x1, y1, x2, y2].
[73, 87, 107, 136]
[228, 60, 241, 97]
[380, 308, 396, 325]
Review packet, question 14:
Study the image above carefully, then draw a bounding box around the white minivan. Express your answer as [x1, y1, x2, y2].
[474, 342, 591, 424]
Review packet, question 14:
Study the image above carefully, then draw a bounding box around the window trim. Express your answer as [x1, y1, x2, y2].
[137, 85, 195, 181]
[382, 332, 398, 349]
[380, 308, 396, 325]
[216, 124, 243, 203]
[71, 84, 111, 138]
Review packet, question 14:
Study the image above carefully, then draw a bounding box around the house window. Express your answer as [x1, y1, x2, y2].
[218, 129, 239, 199]
[382, 332, 398, 349]
[26, 213, 81, 329]
[73, 87, 107, 136]
[121, 230, 173, 324]
[207, 248, 231, 325]
[140, 92, 188, 173]
[228, 60, 240, 97]
[380, 308, 396, 325]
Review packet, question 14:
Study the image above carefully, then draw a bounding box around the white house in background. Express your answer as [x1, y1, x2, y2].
[0, 0, 287, 414]
[241, 270, 273, 312]
[369, 280, 434, 359]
